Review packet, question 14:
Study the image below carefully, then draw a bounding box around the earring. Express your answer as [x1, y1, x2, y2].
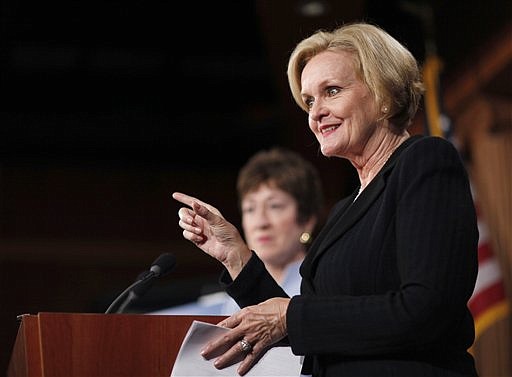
[299, 232, 312, 245]
[382, 106, 389, 113]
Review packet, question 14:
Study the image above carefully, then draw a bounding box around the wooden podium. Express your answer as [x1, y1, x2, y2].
[7, 312, 226, 377]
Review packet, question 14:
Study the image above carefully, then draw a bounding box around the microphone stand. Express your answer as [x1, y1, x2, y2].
[104, 252, 176, 314]
[105, 272, 154, 314]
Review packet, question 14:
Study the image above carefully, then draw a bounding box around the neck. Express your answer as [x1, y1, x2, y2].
[265, 252, 304, 284]
[354, 131, 409, 190]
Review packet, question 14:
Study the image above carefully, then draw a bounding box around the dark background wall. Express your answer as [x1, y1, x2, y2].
[1, 0, 511, 373]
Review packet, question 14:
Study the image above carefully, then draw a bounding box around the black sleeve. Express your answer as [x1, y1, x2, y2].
[219, 251, 289, 308]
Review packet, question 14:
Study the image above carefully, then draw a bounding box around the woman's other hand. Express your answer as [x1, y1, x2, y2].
[201, 297, 290, 376]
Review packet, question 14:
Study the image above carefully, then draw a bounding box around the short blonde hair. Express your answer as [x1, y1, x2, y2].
[287, 22, 424, 130]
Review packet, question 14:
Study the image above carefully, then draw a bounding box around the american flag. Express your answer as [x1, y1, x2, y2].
[467, 193, 510, 340]
[421, 52, 510, 341]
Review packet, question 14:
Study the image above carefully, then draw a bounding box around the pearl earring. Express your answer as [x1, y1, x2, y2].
[299, 232, 312, 245]
[382, 106, 389, 113]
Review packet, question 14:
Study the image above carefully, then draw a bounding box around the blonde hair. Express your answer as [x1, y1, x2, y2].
[287, 22, 424, 130]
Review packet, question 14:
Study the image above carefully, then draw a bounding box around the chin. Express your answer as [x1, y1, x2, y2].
[320, 141, 347, 158]
[256, 249, 277, 261]
[320, 145, 336, 157]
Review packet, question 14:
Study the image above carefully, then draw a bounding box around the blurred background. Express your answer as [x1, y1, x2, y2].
[1, 0, 511, 375]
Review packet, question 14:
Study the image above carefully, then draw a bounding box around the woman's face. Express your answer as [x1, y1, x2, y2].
[241, 183, 306, 268]
[301, 50, 380, 159]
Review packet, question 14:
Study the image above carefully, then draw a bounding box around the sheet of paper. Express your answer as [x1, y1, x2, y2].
[170, 320, 302, 376]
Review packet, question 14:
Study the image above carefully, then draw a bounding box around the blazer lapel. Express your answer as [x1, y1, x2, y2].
[310, 175, 386, 264]
[301, 136, 420, 281]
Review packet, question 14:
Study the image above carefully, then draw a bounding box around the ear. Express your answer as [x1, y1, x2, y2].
[303, 216, 317, 234]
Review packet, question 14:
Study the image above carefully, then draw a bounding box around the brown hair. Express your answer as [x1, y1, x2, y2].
[237, 147, 323, 225]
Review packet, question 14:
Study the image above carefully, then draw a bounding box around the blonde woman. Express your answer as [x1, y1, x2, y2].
[174, 23, 478, 377]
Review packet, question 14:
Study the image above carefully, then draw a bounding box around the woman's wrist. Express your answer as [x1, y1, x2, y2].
[224, 245, 252, 280]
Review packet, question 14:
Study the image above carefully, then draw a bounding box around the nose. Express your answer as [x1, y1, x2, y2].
[253, 207, 271, 228]
[308, 99, 328, 122]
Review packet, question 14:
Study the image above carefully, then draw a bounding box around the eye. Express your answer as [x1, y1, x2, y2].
[269, 202, 286, 211]
[242, 205, 255, 214]
[326, 87, 341, 96]
[303, 96, 314, 110]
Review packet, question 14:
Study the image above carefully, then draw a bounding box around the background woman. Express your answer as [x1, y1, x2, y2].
[155, 147, 323, 315]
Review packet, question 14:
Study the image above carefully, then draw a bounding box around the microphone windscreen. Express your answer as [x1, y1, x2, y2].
[149, 253, 176, 277]
[132, 271, 155, 298]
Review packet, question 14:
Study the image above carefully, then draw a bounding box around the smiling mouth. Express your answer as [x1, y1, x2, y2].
[320, 125, 340, 134]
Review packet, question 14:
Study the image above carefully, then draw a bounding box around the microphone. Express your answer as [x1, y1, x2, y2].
[114, 271, 155, 314]
[105, 253, 176, 314]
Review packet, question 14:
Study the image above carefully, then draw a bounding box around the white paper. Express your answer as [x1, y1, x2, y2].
[170, 320, 302, 377]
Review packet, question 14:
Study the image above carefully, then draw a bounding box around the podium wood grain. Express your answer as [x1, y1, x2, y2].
[8, 312, 226, 377]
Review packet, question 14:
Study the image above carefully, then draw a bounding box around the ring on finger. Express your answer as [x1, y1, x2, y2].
[239, 338, 252, 353]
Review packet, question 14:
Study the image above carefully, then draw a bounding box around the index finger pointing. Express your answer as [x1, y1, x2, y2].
[172, 192, 199, 207]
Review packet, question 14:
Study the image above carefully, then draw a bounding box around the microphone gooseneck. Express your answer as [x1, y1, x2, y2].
[105, 253, 176, 314]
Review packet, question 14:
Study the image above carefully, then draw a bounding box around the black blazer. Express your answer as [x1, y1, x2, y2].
[224, 135, 479, 376]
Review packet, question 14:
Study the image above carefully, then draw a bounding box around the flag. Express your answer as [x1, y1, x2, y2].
[421, 52, 510, 340]
[467, 195, 510, 340]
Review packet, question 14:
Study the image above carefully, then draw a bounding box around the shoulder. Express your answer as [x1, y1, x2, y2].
[387, 135, 471, 196]
[402, 135, 457, 154]
[397, 135, 463, 167]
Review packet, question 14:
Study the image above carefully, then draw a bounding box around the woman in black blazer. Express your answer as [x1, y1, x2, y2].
[173, 22, 479, 376]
